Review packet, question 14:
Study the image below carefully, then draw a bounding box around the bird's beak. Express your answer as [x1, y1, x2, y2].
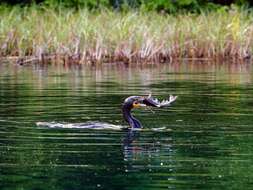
[142, 98, 159, 107]
[139, 103, 147, 107]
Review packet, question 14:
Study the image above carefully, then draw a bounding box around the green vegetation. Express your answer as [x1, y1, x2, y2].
[0, 5, 252, 63]
[2, 0, 253, 13]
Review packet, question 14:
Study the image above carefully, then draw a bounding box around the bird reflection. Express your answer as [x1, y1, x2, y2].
[122, 129, 173, 173]
[123, 129, 140, 146]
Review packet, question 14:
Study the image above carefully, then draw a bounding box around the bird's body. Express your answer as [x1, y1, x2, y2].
[122, 96, 143, 128]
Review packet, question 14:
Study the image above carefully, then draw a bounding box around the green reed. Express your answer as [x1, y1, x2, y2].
[0, 5, 252, 63]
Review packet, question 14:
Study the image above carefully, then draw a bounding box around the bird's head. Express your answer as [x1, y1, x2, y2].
[123, 96, 146, 110]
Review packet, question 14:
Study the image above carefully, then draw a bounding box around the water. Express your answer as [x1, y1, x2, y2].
[1, 62, 253, 189]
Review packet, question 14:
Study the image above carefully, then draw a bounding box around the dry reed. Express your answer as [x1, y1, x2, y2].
[0, 6, 252, 64]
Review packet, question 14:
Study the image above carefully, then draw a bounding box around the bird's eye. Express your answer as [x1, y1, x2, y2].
[132, 101, 141, 108]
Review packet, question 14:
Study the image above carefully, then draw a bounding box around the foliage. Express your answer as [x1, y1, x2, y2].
[1, 0, 253, 12]
[42, 0, 111, 9]
[0, 5, 252, 63]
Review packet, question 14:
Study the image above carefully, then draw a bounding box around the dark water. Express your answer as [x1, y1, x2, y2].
[1, 62, 253, 190]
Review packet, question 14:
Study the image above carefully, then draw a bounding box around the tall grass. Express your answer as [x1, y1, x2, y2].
[0, 6, 252, 64]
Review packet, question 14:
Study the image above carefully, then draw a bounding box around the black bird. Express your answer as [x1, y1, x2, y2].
[122, 94, 177, 129]
[37, 94, 177, 130]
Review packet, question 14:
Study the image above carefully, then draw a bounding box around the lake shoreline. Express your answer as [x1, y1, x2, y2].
[0, 6, 253, 64]
[1, 55, 250, 66]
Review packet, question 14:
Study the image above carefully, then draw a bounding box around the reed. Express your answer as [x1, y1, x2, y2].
[0, 5, 252, 64]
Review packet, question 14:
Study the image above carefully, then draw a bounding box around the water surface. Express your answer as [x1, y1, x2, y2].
[1, 62, 253, 189]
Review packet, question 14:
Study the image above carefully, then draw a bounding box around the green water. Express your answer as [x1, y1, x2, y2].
[1, 62, 253, 190]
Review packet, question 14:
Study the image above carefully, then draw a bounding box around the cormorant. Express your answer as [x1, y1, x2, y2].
[122, 94, 177, 129]
[36, 94, 177, 130]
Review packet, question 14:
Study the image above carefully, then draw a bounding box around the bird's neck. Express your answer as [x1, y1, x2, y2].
[122, 105, 142, 128]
